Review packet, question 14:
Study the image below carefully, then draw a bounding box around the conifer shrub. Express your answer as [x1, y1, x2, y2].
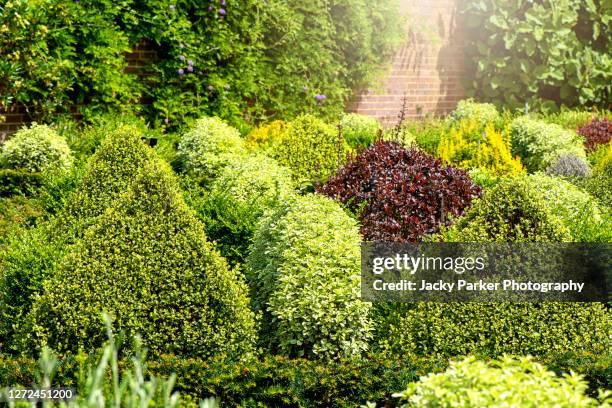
[394, 356, 608, 407]
[527, 174, 610, 242]
[545, 154, 592, 180]
[510, 117, 586, 172]
[318, 140, 481, 242]
[177, 117, 247, 179]
[190, 154, 295, 265]
[269, 114, 348, 185]
[0, 123, 73, 173]
[246, 194, 371, 360]
[245, 120, 287, 152]
[437, 119, 524, 176]
[449, 99, 500, 127]
[578, 118, 612, 152]
[586, 149, 612, 209]
[21, 158, 257, 358]
[439, 177, 571, 242]
[340, 113, 380, 149]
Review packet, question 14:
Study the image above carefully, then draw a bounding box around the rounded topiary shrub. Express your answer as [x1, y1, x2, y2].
[177, 116, 247, 179]
[510, 116, 586, 172]
[245, 120, 287, 152]
[527, 173, 610, 242]
[22, 158, 257, 358]
[449, 99, 500, 126]
[1, 123, 73, 173]
[269, 114, 348, 185]
[440, 177, 571, 242]
[340, 113, 380, 149]
[545, 153, 592, 179]
[192, 153, 295, 265]
[586, 149, 612, 209]
[319, 140, 481, 242]
[395, 356, 606, 407]
[246, 194, 371, 360]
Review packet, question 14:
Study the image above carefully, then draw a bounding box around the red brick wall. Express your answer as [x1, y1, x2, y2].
[348, 0, 467, 126]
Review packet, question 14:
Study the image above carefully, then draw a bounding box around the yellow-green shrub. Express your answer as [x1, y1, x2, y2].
[438, 119, 524, 176]
[586, 148, 612, 209]
[245, 120, 287, 152]
[21, 158, 258, 358]
[340, 113, 380, 149]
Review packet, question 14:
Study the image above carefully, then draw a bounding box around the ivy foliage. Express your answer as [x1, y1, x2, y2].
[462, 0, 611, 110]
[21, 157, 258, 358]
[246, 194, 371, 360]
[0, 0, 403, 127]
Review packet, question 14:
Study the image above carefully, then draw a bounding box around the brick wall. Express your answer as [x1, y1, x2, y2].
[348, 0, 467, 126]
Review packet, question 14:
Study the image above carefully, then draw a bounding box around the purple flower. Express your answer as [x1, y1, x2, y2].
[187, 65, 194, 72]
[221, 0, 226, 5]
[302, 85, 308, 92]
[178, 68, 185, 75]
[187, 59, 194, 66]
[218, 8, 226, 16]
[208, 5, 213, 11]
[169, 4, 175, 10]
[179, 55, 185, 61]
[315, 94, 326, 102]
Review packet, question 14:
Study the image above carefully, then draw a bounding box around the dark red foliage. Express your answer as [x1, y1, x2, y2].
[578, 118, 612, 152]
[317, 140, 481, 242]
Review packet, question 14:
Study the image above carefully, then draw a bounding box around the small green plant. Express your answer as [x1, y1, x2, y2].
[510, 116, 586, 172]
[246, 194, 371, 359]
[394, 356, 610, 407]
[449, 99, 500, 127]
[177, 117, 247, 180]
[1, 124, 73, 173]
[340, 113, 381, 149]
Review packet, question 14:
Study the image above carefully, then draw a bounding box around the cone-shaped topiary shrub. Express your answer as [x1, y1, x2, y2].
[340, 113, 380, 149]
[21, 158, 258, 358]
[246, 194, 371, 360]
[394, 356, 608, 407]
[0, 123, 73, 173]
[189, 153, 295, 265]
[527, 173, 610, 242]
[318, 140, 481, 242]
[439, 177, 571, 242]
[510, 117, 586, 172]
[177, 116, 247, 180]
[269, 114, 348, 185]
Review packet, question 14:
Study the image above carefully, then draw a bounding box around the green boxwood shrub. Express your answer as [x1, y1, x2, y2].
[377, 303, 611, 359]
[340, 113, 380, 149]
[510, 116, 586, 172]
[177, 117, 247, 180]
[246, 194, 371, 360]
[449, 99, 500, 126]
[586, 149, 612, 209]
[0, 123, 73, 173]
[394, 356, 609, 407]
[188, 153, 295, 265]
[0, 169, 43, 197]
[21, 158, 257, 358]
[527, 173, 610, 242]
[270, 114, 348, 185]
[440, 177, 571, 242]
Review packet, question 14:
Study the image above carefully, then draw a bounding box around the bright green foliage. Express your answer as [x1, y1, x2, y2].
[540, 110, 601, 130]
[462, 0, 611, 110]
[191, 154, 295, 265]
[270, 114, 348, 184]
[527, 173, 610, 242]
[395, 356, 609, 407]
[22, 158, 257, 358]
[340, 113, 380, 149]
[467, 168, 503, 189]
[449, 99, 500, 126]
[440, 177, 571, 242]
[438, 119, 524, 176]
[177, 117, 247, 179]
[403, 118, 450, 155]
[510, 116, 586, 172]
[378, 303, 611, 358]
[246, 194, 371, 359]
[586, 149, 612, 209]
[0, 124, 73, 173]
